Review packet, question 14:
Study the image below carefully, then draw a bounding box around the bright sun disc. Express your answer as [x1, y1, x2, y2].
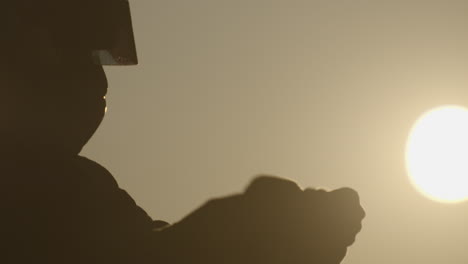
[406, 105, 468, 203]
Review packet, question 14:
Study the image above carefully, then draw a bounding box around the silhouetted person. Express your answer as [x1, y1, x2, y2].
[0, 1, 365, 264]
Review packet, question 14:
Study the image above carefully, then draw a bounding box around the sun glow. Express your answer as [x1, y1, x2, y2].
[406, 105, 468, 203]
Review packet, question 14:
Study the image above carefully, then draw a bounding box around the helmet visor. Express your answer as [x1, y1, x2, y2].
[90, 0, 138, 65]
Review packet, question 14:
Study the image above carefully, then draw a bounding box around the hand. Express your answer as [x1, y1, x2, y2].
[154, 176, 365, 264]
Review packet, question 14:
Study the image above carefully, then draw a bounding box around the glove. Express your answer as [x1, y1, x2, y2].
[153, 175, 365, 264]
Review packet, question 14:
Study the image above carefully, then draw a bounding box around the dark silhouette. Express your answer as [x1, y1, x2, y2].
[1, 1, 365, 264]
[152, 176, 365, 264]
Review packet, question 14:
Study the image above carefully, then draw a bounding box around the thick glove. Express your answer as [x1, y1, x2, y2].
[153, 175, 365, 264]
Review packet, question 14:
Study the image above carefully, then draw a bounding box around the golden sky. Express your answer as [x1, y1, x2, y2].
[84, 1, 468, 263]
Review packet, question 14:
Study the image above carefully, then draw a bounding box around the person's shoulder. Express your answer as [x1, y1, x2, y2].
[74, 156, 119, 188]
[74, 155, 157, 227]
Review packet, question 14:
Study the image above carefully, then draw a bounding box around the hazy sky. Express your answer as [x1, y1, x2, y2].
[83, 1, 468, 263]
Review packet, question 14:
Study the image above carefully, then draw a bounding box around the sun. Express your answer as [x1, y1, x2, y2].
[406, 105, 468, 203]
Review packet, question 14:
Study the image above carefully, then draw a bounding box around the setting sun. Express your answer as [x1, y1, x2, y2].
[406, 105, 468, 203]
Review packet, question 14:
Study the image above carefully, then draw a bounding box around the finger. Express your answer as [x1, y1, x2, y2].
[302, 187, 365, 247]
[329, 187, 366, 221]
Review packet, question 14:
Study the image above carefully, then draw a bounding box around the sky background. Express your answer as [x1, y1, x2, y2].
[83, 1, 468, 263]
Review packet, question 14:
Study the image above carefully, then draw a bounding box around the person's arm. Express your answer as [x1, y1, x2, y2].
[146, 176, 365, 264]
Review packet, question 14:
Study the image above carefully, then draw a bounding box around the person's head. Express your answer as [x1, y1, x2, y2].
[0, 0, 137, 155]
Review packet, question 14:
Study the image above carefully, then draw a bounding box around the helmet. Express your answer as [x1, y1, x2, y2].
[4, 0, 138, 66]
[0, 0, 139, 154]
